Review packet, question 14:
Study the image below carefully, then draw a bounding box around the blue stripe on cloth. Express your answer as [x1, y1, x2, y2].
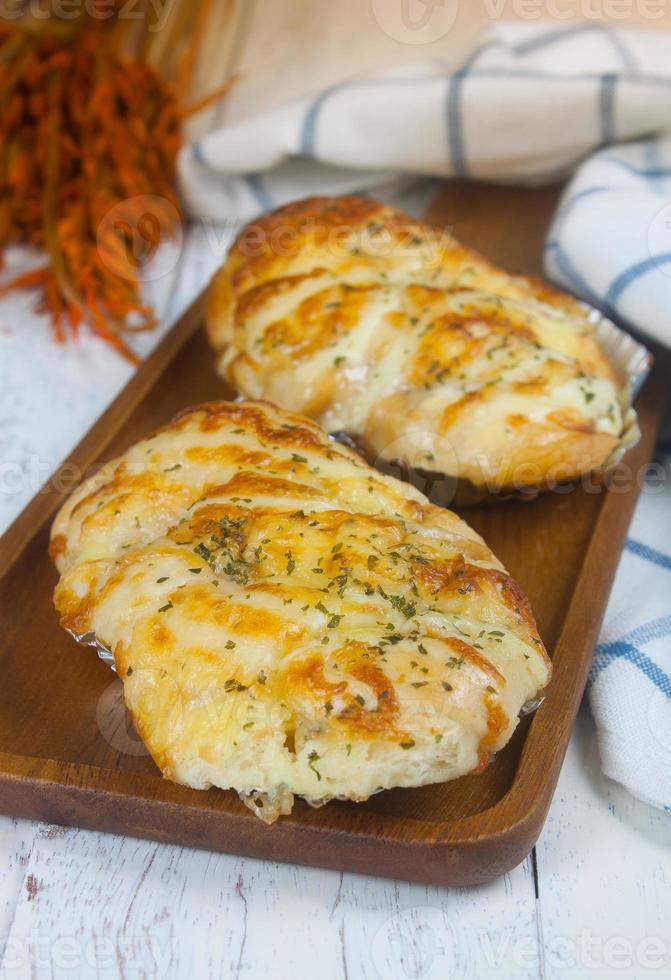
[624, 539, 671, 573]
[643, 140, 662, 167]
[604, 251, 671, 306]
[244, 173, 275, 212]
[465, 69, 671, 86]
[592, 613, 671, 698]
[438, 68, 671, 88]
[640, 140, 671, 196]
[191, 140, 208, 168]
[592, 641, 671, 698]
[294, 65, 671, 168]
[192, 142, 272, 211]
[599, 73, 618, 144]
[590, 640, 671, 699]
[512, 22, 604, 56]
[600, 155, 671, 179]
[602, 25, 638, 73]
[602, 613, 671, 654]
[446, 40, 498, 177]
[544, 240, 609, 311]
[446, 70, 468, 176]
[300, 82, 346, 156]
[301, 74, 462, 159]
[550, 185, 611, 238]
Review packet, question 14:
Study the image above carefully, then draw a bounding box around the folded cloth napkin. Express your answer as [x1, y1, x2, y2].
[178, 20, 671, 811]
[589, 429, 671, 813]
[178, 19, 671, 348]
[546, 140, 671, 347]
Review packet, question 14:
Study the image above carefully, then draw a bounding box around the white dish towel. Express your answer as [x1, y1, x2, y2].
[178, 20, 671, 811]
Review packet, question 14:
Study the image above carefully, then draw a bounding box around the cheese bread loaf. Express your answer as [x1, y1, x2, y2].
[51, 400, 550, 821]
[208, 196, 624, 494]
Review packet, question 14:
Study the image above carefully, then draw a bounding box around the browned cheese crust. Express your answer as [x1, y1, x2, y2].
[51, 400, 551, 821]
[208, 196, 624, 493]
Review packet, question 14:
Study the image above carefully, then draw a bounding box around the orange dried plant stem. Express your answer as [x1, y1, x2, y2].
[0, 8, 233, 360]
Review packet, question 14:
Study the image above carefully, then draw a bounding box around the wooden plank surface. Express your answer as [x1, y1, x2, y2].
[0, 182, 666, 893]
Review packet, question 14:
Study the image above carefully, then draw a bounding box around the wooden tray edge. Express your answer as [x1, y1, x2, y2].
[1, 195, 667, 883]
[0, 752, 540, 886]
[0, 290, 208, 580]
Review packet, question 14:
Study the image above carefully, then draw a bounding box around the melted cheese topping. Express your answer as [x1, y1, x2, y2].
[51, 400, 550, 822]
[208, 195, 624, 492]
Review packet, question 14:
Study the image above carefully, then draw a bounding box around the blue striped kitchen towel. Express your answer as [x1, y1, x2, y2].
[178, 19, 671, 809]
[589, 428, 671, 812]
[179, 19, 671, 345]
[546, 140, 671, 347]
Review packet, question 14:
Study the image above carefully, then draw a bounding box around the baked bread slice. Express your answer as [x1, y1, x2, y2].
[208, 195, 625, 495]
[51, 400, 550, 822]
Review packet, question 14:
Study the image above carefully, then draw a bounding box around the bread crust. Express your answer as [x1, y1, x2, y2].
[51, 400, 550, 822]
[208, 196, 624, 493]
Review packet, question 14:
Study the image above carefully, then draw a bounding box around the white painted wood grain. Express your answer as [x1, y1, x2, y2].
[1, 824, 541, 980]
[0, 818, 35, 946]
[535, 703, 671, 980]
[3, 727, 668, 980]
[0, 223, 229, 537]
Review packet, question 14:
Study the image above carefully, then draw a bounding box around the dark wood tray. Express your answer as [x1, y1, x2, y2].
[0, 183, 666, 886]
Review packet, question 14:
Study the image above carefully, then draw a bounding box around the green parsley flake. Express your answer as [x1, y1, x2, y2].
[224, 678, 248, 693]
[307, 750, 322, 780]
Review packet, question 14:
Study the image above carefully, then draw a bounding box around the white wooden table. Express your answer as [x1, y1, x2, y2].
[1, 199, 670, 980]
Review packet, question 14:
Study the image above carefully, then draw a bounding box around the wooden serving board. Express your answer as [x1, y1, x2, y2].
[0, 183, 666, 887]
